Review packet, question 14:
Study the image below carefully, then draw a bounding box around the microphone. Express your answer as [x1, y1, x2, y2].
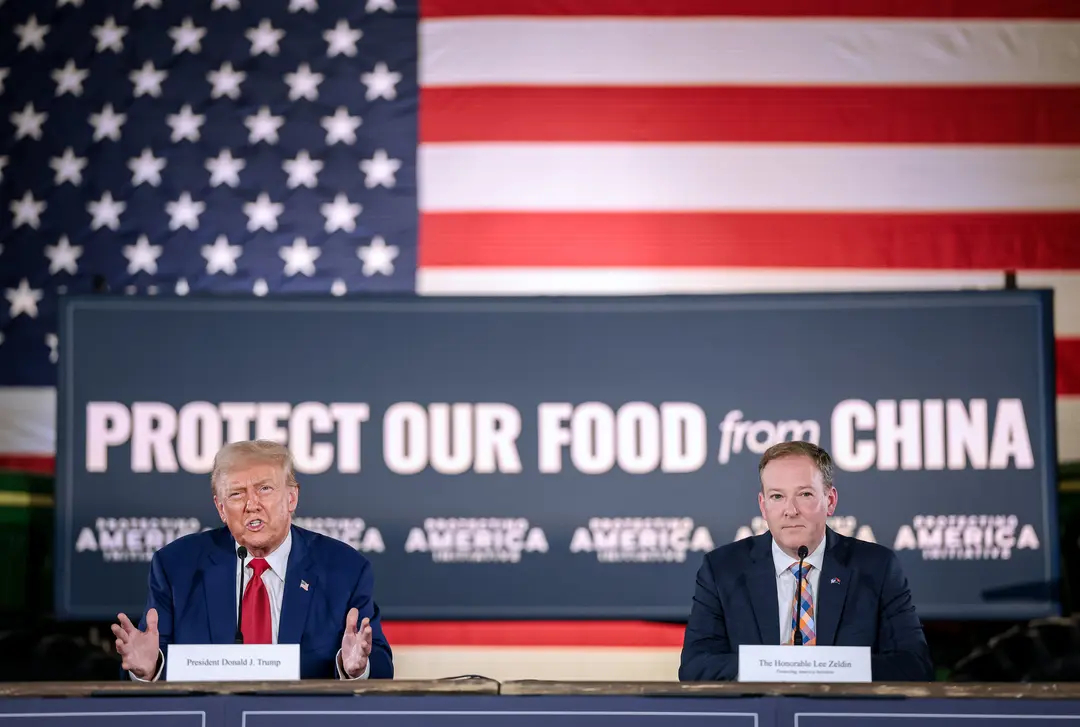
[792, 544, 809, 646]
[235, 545, 247, 644]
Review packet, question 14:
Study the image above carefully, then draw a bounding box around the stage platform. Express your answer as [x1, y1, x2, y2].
[1, 680, 1079, 726]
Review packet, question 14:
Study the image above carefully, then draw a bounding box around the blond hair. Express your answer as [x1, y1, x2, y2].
[211, 440, 298, 495]
[757, 440, 835, 490]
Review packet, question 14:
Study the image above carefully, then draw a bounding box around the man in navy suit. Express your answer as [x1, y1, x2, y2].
[111, 440, 393, 681]
[679, 441, 932, 682]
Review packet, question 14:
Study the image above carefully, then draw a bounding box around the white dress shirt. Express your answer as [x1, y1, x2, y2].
[131, 529, 370, 681]
[772, 533, 825, 645]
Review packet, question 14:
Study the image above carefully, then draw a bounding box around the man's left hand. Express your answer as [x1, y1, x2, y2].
[341, 608, 372, 678]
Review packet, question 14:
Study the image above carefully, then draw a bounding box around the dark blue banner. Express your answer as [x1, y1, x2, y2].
[54, 292, 1059, 621]
[0, 697, 219, 726]
[778, 697, 1080, 727]
[228, 696, 765, 727]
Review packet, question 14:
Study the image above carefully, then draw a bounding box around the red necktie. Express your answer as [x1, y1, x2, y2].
[241, 558, 273, 644]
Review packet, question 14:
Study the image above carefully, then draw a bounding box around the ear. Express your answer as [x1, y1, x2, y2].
[826, 486, 838, 515]
[287, 485, 299, 513]
[213, 495, 227, 523]
[757, 491, 767, 520]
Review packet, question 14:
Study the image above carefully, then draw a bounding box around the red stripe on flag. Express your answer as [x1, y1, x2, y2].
[382, 621, 686, 647]
[421, 0, 1080, 18]
[421, 87, 1080, 144]
[0, 455, 55, 476]
[419, 213, 1080, 269]
[1059, 338, 1080, 395]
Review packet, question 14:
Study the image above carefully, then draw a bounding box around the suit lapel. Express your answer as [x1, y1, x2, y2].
[204, 530, 238, 645]
[278, 526, 317, 645]
[815, 527, 852, 646]
[747, 535, 780, 644]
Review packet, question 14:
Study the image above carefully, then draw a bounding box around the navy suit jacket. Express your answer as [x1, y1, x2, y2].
[679, 527, 932, 682]
[126, 524, 393, 680]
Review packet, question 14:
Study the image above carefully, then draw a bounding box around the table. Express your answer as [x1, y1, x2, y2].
[2, 680, 1079, 726]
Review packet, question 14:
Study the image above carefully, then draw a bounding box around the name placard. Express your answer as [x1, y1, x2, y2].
[165, 644, 300, 682]
[737, 645, 872, 683]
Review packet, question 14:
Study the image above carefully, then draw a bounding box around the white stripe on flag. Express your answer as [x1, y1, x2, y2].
[1017, 272, 1080, 338]
[0, 387, 56, 456]
[419, 19, 1080, 86]
[418, 144, 1080, 212]
[417, 268, 1009, 296]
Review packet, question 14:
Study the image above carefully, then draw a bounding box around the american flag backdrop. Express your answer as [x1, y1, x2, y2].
[1, 0, 1079, 474]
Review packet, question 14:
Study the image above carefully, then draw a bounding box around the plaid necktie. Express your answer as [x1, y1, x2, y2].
[789, 562, 817, 645]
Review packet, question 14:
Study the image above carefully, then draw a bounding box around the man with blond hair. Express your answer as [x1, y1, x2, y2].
[679, 440, 932, 682]
[112, 440, 393, 681]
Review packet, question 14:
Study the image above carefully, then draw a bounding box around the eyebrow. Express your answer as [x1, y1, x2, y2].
[227, 479, 273, 491]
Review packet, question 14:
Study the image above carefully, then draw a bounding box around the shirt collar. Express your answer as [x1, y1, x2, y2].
[771, 530, 826, 578]
[238, 527, 292, 581]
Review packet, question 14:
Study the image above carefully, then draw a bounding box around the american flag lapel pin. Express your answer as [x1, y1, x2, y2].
[300, 580, 309, 591]
[830, 577, 841, 584]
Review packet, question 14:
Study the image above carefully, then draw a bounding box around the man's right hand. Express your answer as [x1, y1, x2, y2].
[112, 608, 160, 680]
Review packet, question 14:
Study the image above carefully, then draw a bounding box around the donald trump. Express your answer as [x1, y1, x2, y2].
[112, 439, 394, 680]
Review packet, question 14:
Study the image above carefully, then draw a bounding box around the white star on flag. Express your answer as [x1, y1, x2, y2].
[168, 104, 205, 142]
[15, 16, 49, 52]
[166, 193, 206, 231]
[11, 103, 47, 140]
[88, 191, 125, 231]
[245, 193, 284, 232]
[283, 151, 323, 189]
[44, 235, 83, 275]
[134, 0, 162, 8]
[89, 103, 126, 141]
[123, 235, 163, 274]
[321, 107, 361, 145]
[52, 60, 88, 97]
[245, 106, 284, 144]
[212, 0, 240, 9]
[0, 68, 8, 94]
[285, 63, 323, 101]
[206, 150, 245, 187]
[358, 235, 399, 276]
[11, 191, 45, 229]
[360, 149, 401, 188]
[324, 21, 361, 57]
[175, 278, 190, 296]
[169, 18, 206, 54]
[366, 0, 396, 11]
[46, 333, 59, 364]
[58, 0, 84, 7]
[129, 148, 166, 187]
[208, 62, 245, 99]
[330, 279, 347, 296]
[201, 235, 243, 275]
[247, 20, 284, 56]
[50, 148, 87, 186]
[253, 279, 269, 296]
[92, 17, 127, 52]
[280, 237, 321, 276]
[130, 61, 167, 97]
[0, 156, 8, 183]
[321, 193, 361, 233]
[290, 0, 317, 11]
[361, 62, 401, 101]
[5, 279, 43, 319]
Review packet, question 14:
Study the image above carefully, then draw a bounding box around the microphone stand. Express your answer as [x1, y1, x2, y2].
[792, 544, 808, 646]
[235, 545, 247, 644]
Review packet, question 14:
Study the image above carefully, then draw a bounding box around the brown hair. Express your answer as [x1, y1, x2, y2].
[211, 440, 299, 495]
[758, 441, 835, 490]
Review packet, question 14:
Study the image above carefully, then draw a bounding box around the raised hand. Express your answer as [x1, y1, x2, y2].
[111, 608, 161, 680]
[340, 607, 372, 678]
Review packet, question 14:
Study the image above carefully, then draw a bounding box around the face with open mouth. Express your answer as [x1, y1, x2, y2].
[214, 461, 298, 557]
